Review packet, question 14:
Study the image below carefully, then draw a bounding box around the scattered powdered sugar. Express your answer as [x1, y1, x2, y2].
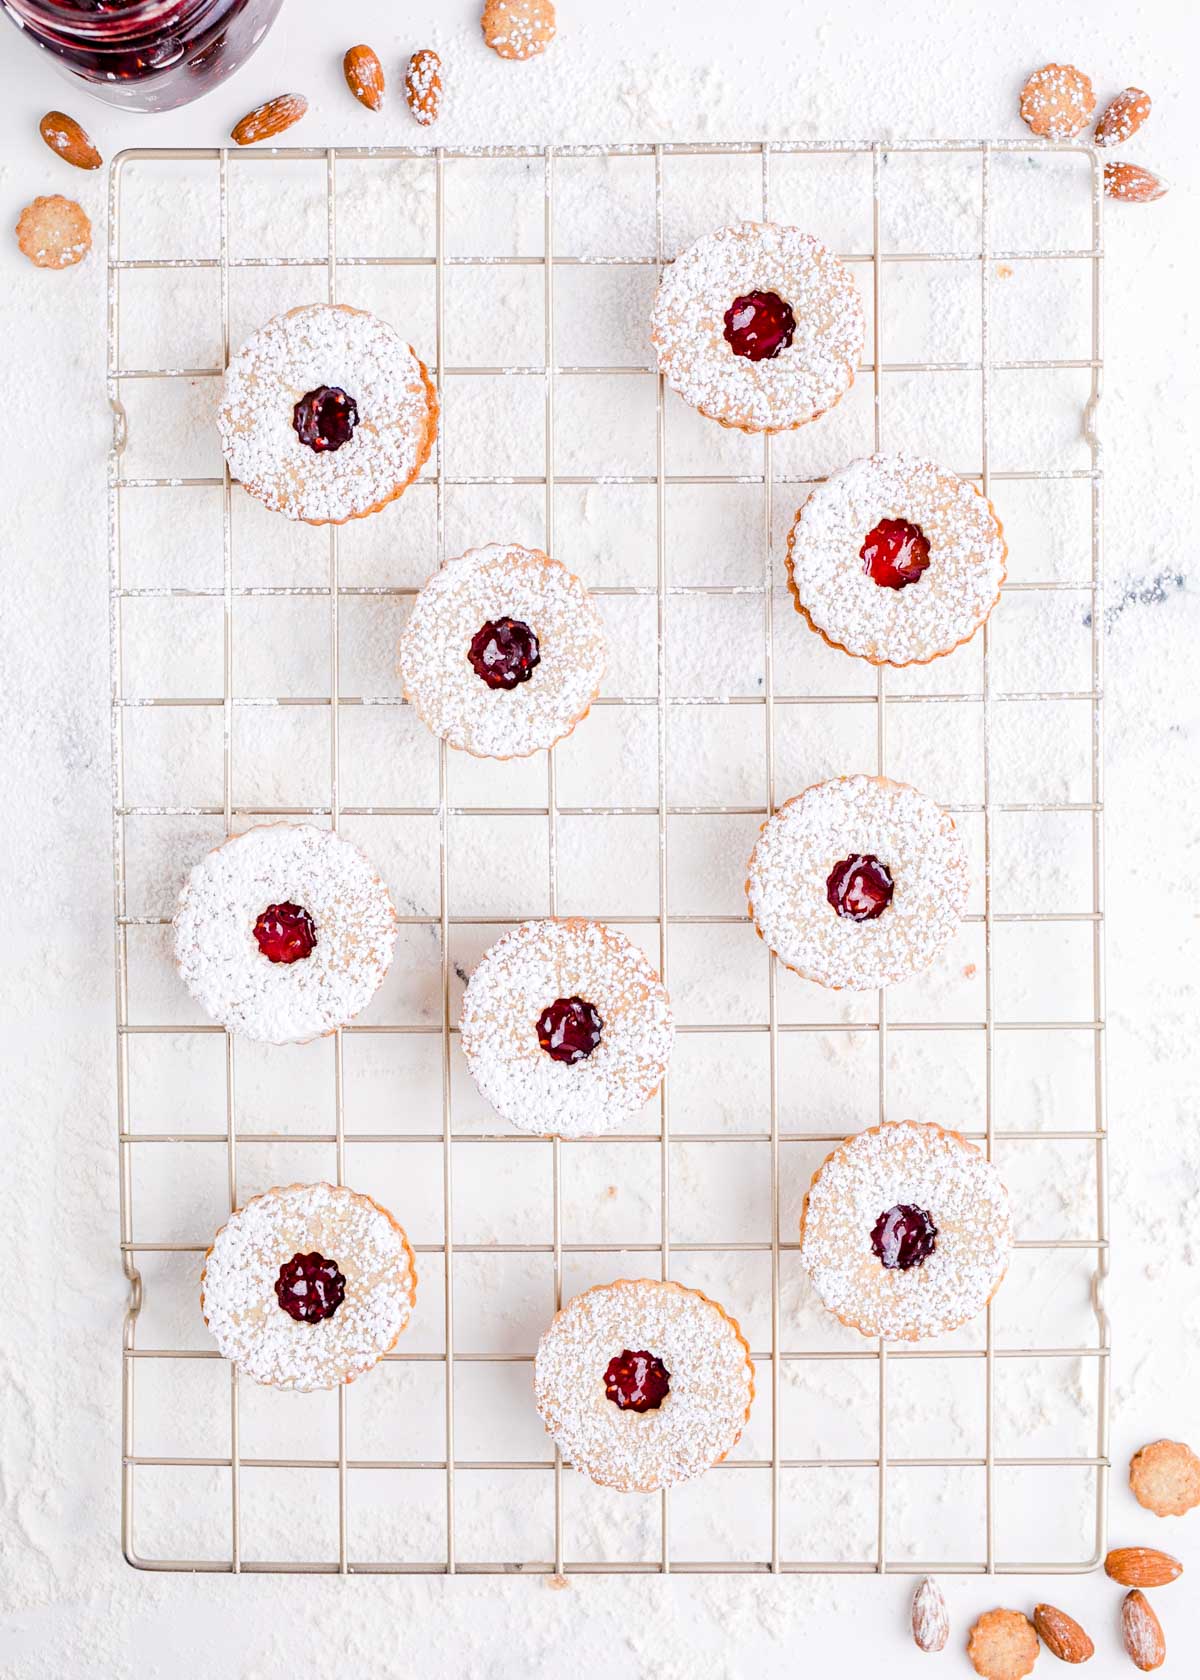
[200, 1182, 416, 1391]
[217, 303, 436, 524]
[398, 543, 607, 759]
[173, 823, 397, 1043]
[650, 221, 865, 432]
[746, 775, 969, 991]
[460, 918, 674, 1136]
[799, 1122, 1012, 1341]
[786, 453, 1007, 666]
[533, 1279, 754, 1490]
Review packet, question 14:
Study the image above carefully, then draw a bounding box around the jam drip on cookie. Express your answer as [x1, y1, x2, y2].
[253, 902, 317, 964]
[467, 618, 541, 690]
[870, 1204, 938, 1270]
[293, 386, 359, 453]
[722, 290, 796, 361]
[604, 1349, 670, 1412]
[537, 995, 603, 1064]
[274, 1251, 346, 1323]
[860, 518, 931, 590]
[826, 854, 894, 922]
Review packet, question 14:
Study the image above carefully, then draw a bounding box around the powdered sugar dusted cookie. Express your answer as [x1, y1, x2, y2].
[800, 1122, 1012, 1342]
[460, 919, 673, 1137]
[173, 824, 397, 1044]
[218, 303, 437, 524]
[785, 454, 1007, 667]
[1129, 1439, 1200, 1518]
[534, 1278, 754, 1491]
[481, 0, 556, 60]
[398, 543, 606, 759]
[650, 221, 864, 433]
[746, 775, 969, 991]
[200, 1182, 416, 1391]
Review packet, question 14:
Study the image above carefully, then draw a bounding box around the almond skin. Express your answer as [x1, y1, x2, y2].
[405, 49, 443, 126]
[230, 94, 308, 147]
[39, 111, 102, 171]
[1104, 162, 1169, 204]
[911, 1576, 949, 1653]
[1095, 87, 1152, 147]
[1105, 1547, 1182, 1588]
[344, 45, 384, 112]
[1033, 1604, 1094, 1664]
[1121, 1590, 1166, 1671]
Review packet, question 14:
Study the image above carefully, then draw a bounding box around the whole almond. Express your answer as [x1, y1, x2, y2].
[1105, 1547, 1182, 1588]
[405, 49, 443, 126]
[230, 94, 308, 147]
[1034, 1603, 1095, 1664]
[39, 111, 102, 171]
[1095, 87, 1152, 147]
[1104, 162, 1169, 204]
[911, 1576, 949, 1653]
[344, 45, 384, 112]
[1121, 1590, 1166, 1671]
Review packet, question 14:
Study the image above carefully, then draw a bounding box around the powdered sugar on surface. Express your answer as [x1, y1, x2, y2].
[534, 1279, 753, 1489]
[746, 776, 969, 990]
[200, 1182, 416, 1390]
[786, 453, 1006, 666]
[173, 824, 397, 1042]
[650, 221, 865, 432]
[461, 918, 674, 1136]
[800, 1122, 1012, 1340]
[218, 303, 436, 523]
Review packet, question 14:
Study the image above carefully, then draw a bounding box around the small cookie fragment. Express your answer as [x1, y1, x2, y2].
[1104, 162, 1169, 204]
[482, 0, 556, 60]
[1129, 1438, 1200, 1516]
[1121, 1590, 1166, 1672]
[911, 1577, 950, 1652]
[405, 50, 444, 125]
[967, 1609, 1039, 1680]
[231, 93, 308, 147]
[344, 45, 385, 112]
[38, 111, 102, 171]
[15, 195, 92, 270]
[1095, 87, 1152, 147]
[1019, 63, 1096, 139]
[1033, 1604, 1094, 1664]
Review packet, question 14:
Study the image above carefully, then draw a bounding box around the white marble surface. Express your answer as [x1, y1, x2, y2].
[2, 2, 1198, 1674]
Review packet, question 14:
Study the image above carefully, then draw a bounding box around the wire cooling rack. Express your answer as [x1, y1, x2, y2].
[108, 139, 1109, 1576]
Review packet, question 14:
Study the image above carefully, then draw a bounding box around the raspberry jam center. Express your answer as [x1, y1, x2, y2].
[723, 289, 796, 361]
[871, 1204, 938, 1270]
[604, 1349, 670, 1412]
[860, 518, 931, 590]
[253, 901, 317, 965]
[274, 1251, 346, 1323]
[467, 618, 541, 690]
[537, 996, 604, 1064]
[293, 386, 358, 453]
[826, 855, 894, 922]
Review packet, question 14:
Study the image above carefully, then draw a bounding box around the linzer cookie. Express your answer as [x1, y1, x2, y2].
[785, 453, 1006, 666]
[217, 303, 437, 524]
[200, 1182, 416, 1391]
[533, 1278, 754, 1491]
[650, 221, 864, 433]
[398, 542, 606, 759]
[460, 919, 673, 1137]
[173, 824, 398, 1045]
[799, 1122, 1012, 1341]
[746, 775, 969, 991]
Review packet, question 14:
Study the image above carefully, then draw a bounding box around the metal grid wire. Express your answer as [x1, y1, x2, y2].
[108, 139, 1109, 1575]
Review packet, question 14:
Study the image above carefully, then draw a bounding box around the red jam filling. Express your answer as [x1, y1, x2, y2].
[860, 517, 931, 590]
[467, 617, 541, 691]
[274, 1251, 346, 1322]
[537, 996, 603, 1065]
[253, 902, 317, 965]
[722, 290, 796, 361]
[604, 1349, 670, 1412]
[825, 854, 894, 922]
[293, 385, 358, 453]
[870, 1204, 938, 1270]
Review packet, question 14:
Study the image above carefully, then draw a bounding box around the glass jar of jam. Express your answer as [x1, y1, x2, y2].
[2, 0, 283, 112]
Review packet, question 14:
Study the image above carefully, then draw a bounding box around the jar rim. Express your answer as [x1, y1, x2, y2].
[5, 0, 216, 39]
